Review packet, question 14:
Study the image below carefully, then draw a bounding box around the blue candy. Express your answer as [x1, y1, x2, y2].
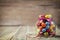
[42, 28, 46, 32]
[45, 25, 50, 30]
[45, 22, 50, 29]
[42, 22, 50, 32]
[46, 22, 50, 26]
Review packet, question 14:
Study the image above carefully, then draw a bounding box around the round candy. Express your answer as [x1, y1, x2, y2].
[46, 29, 50, 33]
[51, 21, 54, 24]
[41, 22, 46, 28]
[50, 28, 54, 32]
[38, 14, 45, 20]
[36, 20, 42, 27]
[50, 25, 55, 29]
[39, 20, 43, 23]
[45, 14, 52, 19]
[50, 24, 55, 32]
[47, 18, 52, 22]
[38, 17, 44, 20]
[38, 17, 45, 21]
[45, 25, 50, 30]
[42, 28, 46, 32]
[46, 22, 50, 25]
[44, 32, 49, 37]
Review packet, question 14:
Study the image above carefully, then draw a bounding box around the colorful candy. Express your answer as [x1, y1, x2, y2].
[44, 32, 49, 37]
[47, 18, 52, 22]
[46, 29, 50, 33]
[36, 14, 55, 37]
[42, 28, 46, 32]
[38, 14, 45, 20]
[45, 26, 50, 30]
[46, 22, 50, 25]
[41, 22, 46, 28]
[45, 14, 52, 19]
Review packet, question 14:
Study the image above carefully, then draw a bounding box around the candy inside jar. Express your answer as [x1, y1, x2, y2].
[36, 14, 56, 37]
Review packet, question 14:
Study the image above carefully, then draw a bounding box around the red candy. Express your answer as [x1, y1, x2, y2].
[36, 14, 55, 37]
[41, 22, 46, 28]
[46, 29, 50, 33]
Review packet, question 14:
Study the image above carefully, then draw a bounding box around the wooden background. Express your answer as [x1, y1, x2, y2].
[0, 0, 60, 26]
[0, 0, 60, 40]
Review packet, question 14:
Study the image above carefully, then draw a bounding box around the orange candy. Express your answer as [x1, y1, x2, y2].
[41, 22, 46, 28]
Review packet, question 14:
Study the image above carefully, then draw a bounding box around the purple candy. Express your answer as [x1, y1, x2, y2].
[38, 17, 45, 20]
[47, 18, 53, 23]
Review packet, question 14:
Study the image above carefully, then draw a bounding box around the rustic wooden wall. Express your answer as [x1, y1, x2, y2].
[0, 0, 60, 26]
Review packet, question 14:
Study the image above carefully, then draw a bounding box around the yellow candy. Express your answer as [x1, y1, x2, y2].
[50, 24, 55, 29]
[45, 14, 52, 18]
[44, 32, 48, 37]
[50, 29, 53, 32]
[50, 24, 55, 32]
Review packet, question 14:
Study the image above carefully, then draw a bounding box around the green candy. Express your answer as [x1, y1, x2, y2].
[44, 32, 49, 37]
